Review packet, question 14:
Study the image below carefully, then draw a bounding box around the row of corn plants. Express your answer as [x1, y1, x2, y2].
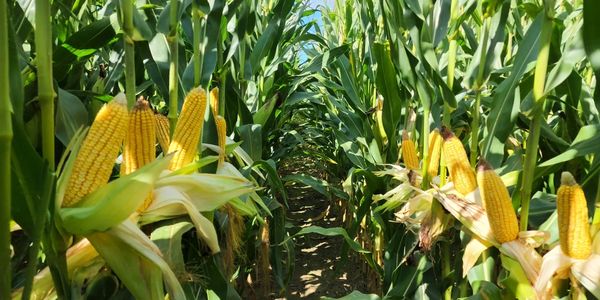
[2, 0, 322, 299]
[280, 0, 600, 298]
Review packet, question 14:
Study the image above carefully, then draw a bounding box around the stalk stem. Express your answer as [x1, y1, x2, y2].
[470, 92, 482, 166]
[36, 0, 55, 169]
[470, 18, 490, 167]
[168, 0, 180, 131]
[216, 22, 225, 116]
[21, 236, 42, 299]
[592, 175, 600, 236]
[442, 0, 459, 185]
[519, 10, 553, 231]
[441, 242, 451, 300]
[421, 109, 430, 189]
[0, 1, 13, 296]
[121, 0, 135, 109]
[192, 1, 202, 87]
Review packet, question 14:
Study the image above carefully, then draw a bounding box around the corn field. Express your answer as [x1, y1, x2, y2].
[3, 0, 600, 299]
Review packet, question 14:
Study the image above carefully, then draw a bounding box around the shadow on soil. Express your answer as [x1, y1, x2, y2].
[276, 159, 369, 299]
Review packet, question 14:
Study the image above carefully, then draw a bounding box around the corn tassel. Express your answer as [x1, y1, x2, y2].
[63, 94, 129, 207]
[401, 130, 419, 170]
[215, 115, 227, 167]
[121, 97, 156, 175]
[441, 126, 477, 195]
[557, 172, 592, 259]
[426, 129, 442, 178]
[167, 87, 207, 171]
[154, 113, 170, 152]
[210, 87, 219, 117]
[477, 159, 519, 243]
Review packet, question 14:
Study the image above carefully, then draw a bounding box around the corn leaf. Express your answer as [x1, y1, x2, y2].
[150, 220, 194, 276]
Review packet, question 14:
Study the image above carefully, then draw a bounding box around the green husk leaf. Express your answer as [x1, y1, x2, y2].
[87, 221, 185, 300]
[60, 155, 172, 235]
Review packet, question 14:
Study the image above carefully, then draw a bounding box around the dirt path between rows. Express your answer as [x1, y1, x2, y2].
[278, 159, 368, 299]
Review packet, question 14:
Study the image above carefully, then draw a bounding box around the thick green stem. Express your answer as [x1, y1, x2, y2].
[470, 92, 482, 166]
[519, 12, 553, 231]
[21, 237, 42, 299]
[441, 242, 452, 300]
[168, 0, 179, 130]
[470, 18, 490, 167]
[43, 232, 69, 299]
[192, 1, 202, 87]
[219, 69, 227, 118]
[481, 250, 492, 282]
[519, 112, 544, 230]
[592, 175, 600, 235]
[441, 0, 459, 186]
[421, 109, 430, 189]
[239, 38, 247, 102]
[0, 0, 12, 296]
[216, 22, 225, 116]
[121, 0, 135, 109]
[0, 143, 10, 300]
[446, 41, 457, 92]
[36, 0, 55, 169]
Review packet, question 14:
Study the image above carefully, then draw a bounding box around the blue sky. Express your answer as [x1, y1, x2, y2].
[307, 0, 335, 8]
[308, 0, 334, 7]
[298, 0, 334, 63]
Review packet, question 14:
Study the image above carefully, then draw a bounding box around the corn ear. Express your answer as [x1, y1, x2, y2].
[374, 95, 387, 143]
[441, 126, 477, 195]
[210, 87, 219, 117]
[215, 115, 227, 167]
[154, 113, 170, 153]
[167, 87, 207, 171]
[557, 172, 592, 259]
[426, 129, 442, 178]
[477, 159, 519, 243]
[63, 94, 129, 207]
[121, 97, 156, 176]
[401, 130, 419, 170]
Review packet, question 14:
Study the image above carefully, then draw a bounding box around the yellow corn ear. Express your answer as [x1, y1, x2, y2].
[426, 129, 442, 178]
[167, 87, 207, 171]
[557, 172, 592, 259]
[121, 98, 156, 175]
[63, 94, 129, 207]
[441, 126, 477, 195]
[401, 130, 419, 170]
[476, 159, 519, 243]
[154, 113, 170, 152]
[210, 87, 219, 117]
[215, 115, 227, 167]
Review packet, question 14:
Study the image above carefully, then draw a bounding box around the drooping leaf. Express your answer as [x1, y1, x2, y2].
[55, 88, 88, 147]
[289, 226, 368, 254]
[151, 220, 194, 276]
[481, 13, 543, 167]
[539, 124, 600, 167]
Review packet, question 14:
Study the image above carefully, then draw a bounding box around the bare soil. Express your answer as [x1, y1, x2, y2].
[277, 158, 368, 299]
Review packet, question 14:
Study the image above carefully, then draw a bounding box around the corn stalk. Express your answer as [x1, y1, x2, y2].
[192, 0, 203, 87]
[0, 0, 12, 297]
[519, 2, 554, 231]
[441, 0, 460, 186]
[36, 0, 55, 168]
[121, 0, 136, 109]
[470, 17, 491, 167]
[168, 0, 180, 130]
